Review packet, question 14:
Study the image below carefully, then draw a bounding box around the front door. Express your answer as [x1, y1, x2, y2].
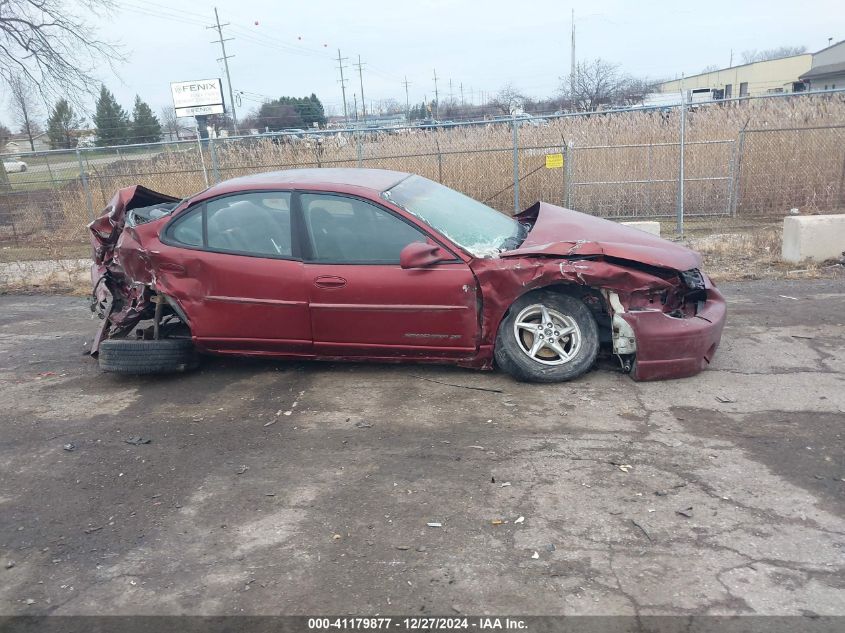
[160, 191, 312, 354]
[297, 192, 478, 358]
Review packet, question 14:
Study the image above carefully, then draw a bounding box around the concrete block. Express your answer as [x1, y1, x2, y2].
[781, 215, 845, 263]
[621, 221, 661, 236]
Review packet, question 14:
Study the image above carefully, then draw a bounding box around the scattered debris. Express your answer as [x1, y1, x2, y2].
[235, 465, 249, 475]
[617, 464, 632, 473]
[354, 421, 373, 429]
[332, 534, 341, 540]
[778, 295, 799, 301]
[426, 522, 442, 528]
[491, 476, 496, 483]
[395, 545, 410, 551]
[491, 519, 504, 525]
[5, 562, 14, 570]
[531, 551, 539, 559]
[546, 543, 556, 552]
[62, 443, 75, 452]
[410, 374, 503, 393]
[631, 519, 653, 542]
[791, 334, 815, 340]
[715, 395, 735, 403]
[84, 525, 104, 534]
[25, 599, 35, 605]
[415, 545, 427, 553]
[514, 516, 525, 524]
[654, 490, 668, 497]
[124, 437, 151, 445]
[468, 445, 485, 450]
[263, 419, 277, 427]
[283, 411, 292, 416]
[676, 507, 694, 518]
[500, 482, 512, 488]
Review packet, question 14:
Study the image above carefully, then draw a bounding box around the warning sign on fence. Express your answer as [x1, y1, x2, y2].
[545, 153, 564, 169]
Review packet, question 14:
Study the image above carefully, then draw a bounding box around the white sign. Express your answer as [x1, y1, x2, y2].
[171, 79, 224, 117]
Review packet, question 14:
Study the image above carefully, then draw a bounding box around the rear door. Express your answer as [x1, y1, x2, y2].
[296, 192, 478, 359]
[159, 191, 312, 355]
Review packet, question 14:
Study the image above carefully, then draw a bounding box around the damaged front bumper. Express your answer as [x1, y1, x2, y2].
[610, 276, 726, 381]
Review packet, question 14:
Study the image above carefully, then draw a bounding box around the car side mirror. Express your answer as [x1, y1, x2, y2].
[400, 241, 448, 269]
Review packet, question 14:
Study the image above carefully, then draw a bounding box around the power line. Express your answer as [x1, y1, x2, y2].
[207, 7, 239, 133]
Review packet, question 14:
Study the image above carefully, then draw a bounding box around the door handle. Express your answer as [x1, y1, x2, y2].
[158, 262, 186, 275]
[314, 275, 347, 289]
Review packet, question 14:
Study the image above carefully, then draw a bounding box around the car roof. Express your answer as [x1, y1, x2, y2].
[204, 168, 411, 196]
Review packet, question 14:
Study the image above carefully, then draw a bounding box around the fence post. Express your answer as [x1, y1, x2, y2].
[435, 136, 443, 183]
[730, 129, 746, 218]
[76, 148, 95, 221]
[194, 119, 209, 188]
[356, 126, 363, 167]
[209, 137, 221, 183]
[564, 141, 574, 209]
[512, 118, 519, 213]
[675, 94, 687, 235]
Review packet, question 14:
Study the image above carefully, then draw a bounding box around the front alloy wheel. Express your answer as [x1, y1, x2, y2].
[495, 291, 599, 383]
[513, 304, 582, 365]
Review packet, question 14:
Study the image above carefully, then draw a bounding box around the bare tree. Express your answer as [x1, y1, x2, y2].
[489, 84, 526, 115]
[561, 59, 631, 111]
[741, 46, 807, 64]
[160, 107, 180, 141]
[0, 0, 120, 102]
[7, 75, 42, 151]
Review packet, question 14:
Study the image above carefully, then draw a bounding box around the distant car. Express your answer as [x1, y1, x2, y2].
[3, 159, 27, 173]
[89, 169, 725, 382]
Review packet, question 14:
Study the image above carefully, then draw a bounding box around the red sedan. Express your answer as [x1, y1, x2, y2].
[89, 169, 725, 382]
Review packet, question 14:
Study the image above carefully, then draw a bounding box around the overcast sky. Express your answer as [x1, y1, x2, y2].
[2, 0, 844, 125]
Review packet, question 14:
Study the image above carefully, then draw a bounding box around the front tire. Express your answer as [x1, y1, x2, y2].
[98, 338, 198, 375]
[494, 291, 599, 383]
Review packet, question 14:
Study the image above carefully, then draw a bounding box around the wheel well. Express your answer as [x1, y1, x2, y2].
[521, 283, 612, 343]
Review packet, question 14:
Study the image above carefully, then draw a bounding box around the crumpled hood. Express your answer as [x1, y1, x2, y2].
[502, 202, 701, 271]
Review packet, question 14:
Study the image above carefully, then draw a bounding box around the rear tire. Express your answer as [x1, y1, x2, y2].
[98, 338, 198, 375]
[494, 291, 599, 383]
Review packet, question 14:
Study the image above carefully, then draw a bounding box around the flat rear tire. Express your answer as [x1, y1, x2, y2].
[98, 338, 198, 375]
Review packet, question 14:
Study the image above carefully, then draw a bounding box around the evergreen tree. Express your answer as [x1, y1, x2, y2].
[94, 85, 130, 146]
[46, 99, 84, 149]
[131, 96, 162, 143]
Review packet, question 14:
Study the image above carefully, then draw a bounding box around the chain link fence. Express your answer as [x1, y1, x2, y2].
[2, 92, 844, 262]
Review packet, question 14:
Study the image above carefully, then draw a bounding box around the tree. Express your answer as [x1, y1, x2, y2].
[0, 124, 11, 191]
[7, 75, 42, 151]
[160, 108, 181, 140]
[490, 84, 526, 115]
[131, 96, 162, 143]
[46, 99, 84, 149]
[253, 95, 327, 131]
[94, 85, 130, 146]
[561, 59, 631, 111]
[741, 46, 807, 64]
[0, 0, 120, 102]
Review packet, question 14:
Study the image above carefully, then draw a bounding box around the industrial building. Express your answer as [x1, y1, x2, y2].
[799, 40, 845, 90]
[659, 54, 812, 98]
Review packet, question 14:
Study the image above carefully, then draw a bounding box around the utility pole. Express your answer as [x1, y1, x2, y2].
[355, 55, 367, 124]
[353, 93, 359, 122]
[208, 7, 239, 134]
[570, 8, 576, 111]
[460, 82, 465, 106]
[449, 78, 454, 104]
[432, 69, 439, 119]
[402, 76, 412, 122]
[729, 49, 733, 67]
[336, 49, 350, 126]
